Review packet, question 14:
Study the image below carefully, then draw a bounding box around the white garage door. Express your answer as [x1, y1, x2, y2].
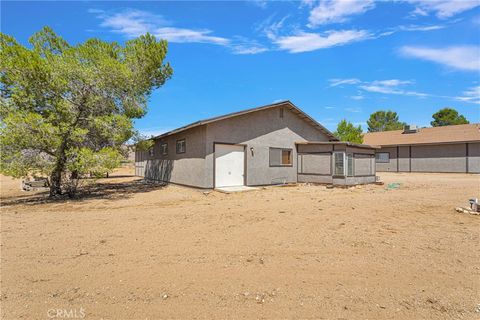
[215, 144, 245, 187]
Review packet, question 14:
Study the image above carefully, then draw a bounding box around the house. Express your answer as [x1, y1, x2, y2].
[363, 124, 480, 173]
[135, 101, 378, 188]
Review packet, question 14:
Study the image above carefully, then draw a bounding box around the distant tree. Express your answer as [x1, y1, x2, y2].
[334, 119, 363, 144]
[0, 27, 173, 197]
[367, 110, 406, 132]
[431, 108, 469, 127]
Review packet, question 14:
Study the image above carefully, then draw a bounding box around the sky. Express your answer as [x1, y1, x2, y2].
[1, 0, 479, 135]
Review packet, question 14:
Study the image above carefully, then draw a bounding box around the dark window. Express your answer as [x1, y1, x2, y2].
[375, 152, 390, 163]
[269, 148, 292, 166]
[148, 147, 154, 157]
[279, 107, 284, 118]
[161, 143, 168, 155]
[176, 139, 186, 154]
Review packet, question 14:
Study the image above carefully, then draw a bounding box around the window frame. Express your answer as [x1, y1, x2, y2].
[148, 147, 154, 157]
[333, 151, 346, 177]
[375, 152, 390, 163]
[269, 147, 293, 167]
[347, 153, 354, 177]
[160, 143, 168, 156]
[176, 139, 186, 154]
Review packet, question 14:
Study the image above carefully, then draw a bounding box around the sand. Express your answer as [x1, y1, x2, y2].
[1, 168, 479, 319]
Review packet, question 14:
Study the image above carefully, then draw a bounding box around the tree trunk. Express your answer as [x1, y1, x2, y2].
[49, 141, 67, 197]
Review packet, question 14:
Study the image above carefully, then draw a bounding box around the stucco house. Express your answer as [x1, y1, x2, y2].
[135, 101, 377, 188]
[363, 124, 480, 173]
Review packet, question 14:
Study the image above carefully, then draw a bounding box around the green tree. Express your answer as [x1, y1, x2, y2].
[367, 110, 405, 132]
[334, 119, 363, 144]
[431, 108, 469, 127]
[0, 27, 172, 197]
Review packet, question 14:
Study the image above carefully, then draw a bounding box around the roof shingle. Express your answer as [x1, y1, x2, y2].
[363, 124, 480, 146]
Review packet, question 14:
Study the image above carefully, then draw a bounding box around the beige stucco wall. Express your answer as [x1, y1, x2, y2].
[467, 142, 480, 173]
[136, 106, 333, 188]
[411, 143, 467, 173]
[204, 107, 331, 187]
[398, 146, 410, 172]
[297, 144, 376, 185]
[375, 147, 398, 172]
[135, 125, 209, 187]
[375, 142, 479, 173]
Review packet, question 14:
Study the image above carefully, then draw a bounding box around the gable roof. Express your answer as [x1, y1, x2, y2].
[363, 124, 480, 146]
[152, 100, 338, 141]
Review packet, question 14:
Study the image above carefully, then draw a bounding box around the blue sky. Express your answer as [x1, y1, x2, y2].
[2, 1, 479, 135]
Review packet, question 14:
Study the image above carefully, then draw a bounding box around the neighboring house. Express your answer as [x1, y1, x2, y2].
[135, 101, 377, 188]
[363, 124, 480, 173]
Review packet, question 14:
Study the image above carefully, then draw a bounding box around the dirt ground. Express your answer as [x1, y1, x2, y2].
[1, 168, 479, 320]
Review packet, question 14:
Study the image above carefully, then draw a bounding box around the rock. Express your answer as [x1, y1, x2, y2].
[255, 294, 265, 304]
[162, 293, 168, 300]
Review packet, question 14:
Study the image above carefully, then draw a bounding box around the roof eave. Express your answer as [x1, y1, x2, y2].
[150, 100, 338, 141]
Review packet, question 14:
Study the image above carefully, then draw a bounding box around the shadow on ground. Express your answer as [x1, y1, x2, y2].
[1, 176, 167, 207]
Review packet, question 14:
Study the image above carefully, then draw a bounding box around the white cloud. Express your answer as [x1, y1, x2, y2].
[329, 78, 361, 87]
[154, 27, 229, 45]
[308, 0, 375, 27]
[371, 79, 413, 86]
[99, 10, 167, 38]
[329, 78, 428, 97]
[257, 15, 290, 41]
[345, 107, 362, 113]
[300, 0, 316, 8]
[230, 37, 269, 55]
[249, 0, 268, 9]
[350, 95, 364, 100]
[95, 9, 230, 45]
[359, 83, 428, 97]
[407, 0, 480, 19]
[400, 46, 480, 72]
[93, 9, 272, 54]
[359, 85, 403, 95]
[274, 29, 371, 53]
[398, 24, 445, 31]
[455, 86, 480, 104]
[231, 45, 268, 55]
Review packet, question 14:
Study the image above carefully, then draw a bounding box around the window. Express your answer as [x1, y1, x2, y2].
[176, 139, 186, 154]
[279, 107, 284, 118]
[347, 153, 353, 176]
[375, 152, 390, 163]
[161, 143, 168, 155]
[333, 152, 345, 176]
[148, 147, 154, 157]
[269, 148, 292, 166]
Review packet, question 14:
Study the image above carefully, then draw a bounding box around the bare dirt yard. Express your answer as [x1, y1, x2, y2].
[1, 168, 479, 319]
